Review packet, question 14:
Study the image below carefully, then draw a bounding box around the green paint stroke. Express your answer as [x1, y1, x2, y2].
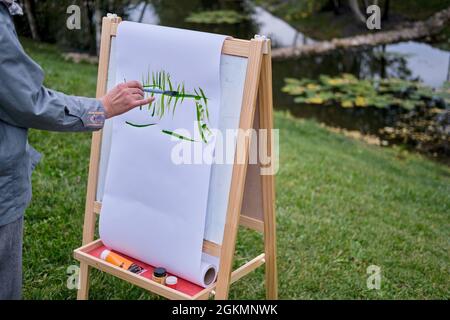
[162, 130, 196, 142]
[125, 121, 156, 128]
[130, 70, 211, 143]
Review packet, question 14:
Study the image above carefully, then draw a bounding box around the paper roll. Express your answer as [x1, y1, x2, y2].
[201, 262, 217, 287]
[200, 254, 218, 287]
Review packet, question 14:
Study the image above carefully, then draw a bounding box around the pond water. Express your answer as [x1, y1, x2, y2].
[126, 1, 450, 133]
[273, 42, 450, 133]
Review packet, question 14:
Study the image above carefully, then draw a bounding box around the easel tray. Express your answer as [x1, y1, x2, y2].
[74, 239, 212, 299]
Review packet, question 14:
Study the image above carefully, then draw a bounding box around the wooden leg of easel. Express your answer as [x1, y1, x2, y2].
[259, 45, 278, 300]
[262, 185, 277, 300]
[76, 206, 96, 300]
[75, 16, 120, 301]
[215, 39, 265, 300]
[76, 192, 98, 300]
[76, 130, 103, 300]
[77, 262, 90, 300]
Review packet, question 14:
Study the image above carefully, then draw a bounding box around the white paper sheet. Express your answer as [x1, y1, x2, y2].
[99, 21, 227, 287]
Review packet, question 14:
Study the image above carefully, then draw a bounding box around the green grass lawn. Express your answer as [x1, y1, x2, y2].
[21, 39, 449, 299]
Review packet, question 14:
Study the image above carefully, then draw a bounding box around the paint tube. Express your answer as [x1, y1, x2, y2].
[100, 249, 146, 275]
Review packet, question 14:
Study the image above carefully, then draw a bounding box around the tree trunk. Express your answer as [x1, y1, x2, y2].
[272, 7, 450, 59]
[83, 0, 97, 55]
[331, 0, 341, 15]
[138, 1, 148, 23]
[382, 0, 390, 20]
[23, 0, 40, 40]
[349, 0, 379, 24]
[348, 0, 367, 24]
[94, 0, 102, 55]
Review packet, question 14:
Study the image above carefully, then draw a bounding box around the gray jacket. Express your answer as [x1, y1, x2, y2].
[0, 4, 105, 226]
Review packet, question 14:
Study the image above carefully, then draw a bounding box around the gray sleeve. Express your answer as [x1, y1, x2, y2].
[0, 8, 105, 132]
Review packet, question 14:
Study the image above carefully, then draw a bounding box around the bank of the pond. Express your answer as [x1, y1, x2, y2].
[21, 39, 450, 299]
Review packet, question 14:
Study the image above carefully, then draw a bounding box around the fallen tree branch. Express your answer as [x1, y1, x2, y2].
[272, 7, 450, 59]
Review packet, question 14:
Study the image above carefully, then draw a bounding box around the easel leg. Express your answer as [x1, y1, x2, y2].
[259, 46, 278, 300]
[215, 39, 265, 300]
[76, 205, 96, 300]
[76, 132, 102, 300]
[263, 189, 277, 300]
[77, 262, 90, 300]
[75, 16, 118, 300]
[75, 16, 121, 301]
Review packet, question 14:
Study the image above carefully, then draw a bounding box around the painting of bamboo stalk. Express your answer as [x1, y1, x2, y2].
[125, 70, 212, 143]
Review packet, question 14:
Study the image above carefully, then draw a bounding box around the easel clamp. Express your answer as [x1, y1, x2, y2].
[253, 34, 271, 55]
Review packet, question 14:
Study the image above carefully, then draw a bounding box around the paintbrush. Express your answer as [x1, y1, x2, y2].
[143, 87, 203, 100]
[143, 87, 178, 97]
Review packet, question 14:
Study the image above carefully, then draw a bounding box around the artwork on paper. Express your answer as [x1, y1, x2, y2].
[125, 70, 212, 143]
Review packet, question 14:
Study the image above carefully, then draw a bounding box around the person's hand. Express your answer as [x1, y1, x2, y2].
[100, 81, 154, 119]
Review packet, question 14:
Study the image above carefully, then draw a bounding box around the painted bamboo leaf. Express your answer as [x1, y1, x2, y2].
[181, 83, 186, 103]
[168, 76, 173, 91]
[125, 121, 156, 127]
[131, 69, 213, 143]
[195, 102, 206, 142]
[162, 130, 196, 142]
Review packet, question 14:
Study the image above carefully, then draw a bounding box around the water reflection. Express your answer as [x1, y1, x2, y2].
[251, 6, 314, 48]
[125, 1, 450, 132]
[125, 1, 313, 47]
[125, 2, 159, 24]
[385, 42, 450, 88]
[126, 0, 258, 39]
[273, 42, 450, 131]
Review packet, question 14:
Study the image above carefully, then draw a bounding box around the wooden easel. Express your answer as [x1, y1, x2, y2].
[74, 15, 277, 300]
